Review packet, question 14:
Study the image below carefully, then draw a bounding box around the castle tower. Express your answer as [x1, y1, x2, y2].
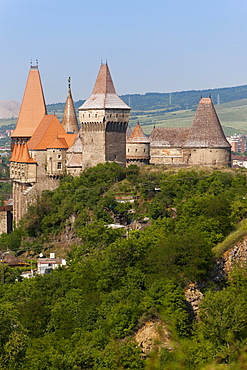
[11, 65, 77, 225]
[126, 123, 150, 166]
[78, 63, 131, 168]
[62, 77, 79, 134]
[183, 97, 231, 166]
[11, 64, 47, 144]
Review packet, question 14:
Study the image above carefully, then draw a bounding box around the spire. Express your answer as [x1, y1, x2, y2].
[92, 63, 116, 95]
[18, 143, 36, 163]
[127, 123, 150, 143]
[78, 63, 131, 110]
[62, 77, 79, 134]
[11, 66, 47, 138]
[10, 143, 18, 162]
[184, 97, 231, 148]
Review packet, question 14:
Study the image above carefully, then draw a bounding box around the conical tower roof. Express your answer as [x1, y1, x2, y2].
[10, 143, 18, 162]
[127, 123, 150, 143]
[78, 63, 131, 110]
[11, 65, 47, 138]
[184, 97, 230, 148]
[17, 144, 36, 163]
[62, 77, 79, 134]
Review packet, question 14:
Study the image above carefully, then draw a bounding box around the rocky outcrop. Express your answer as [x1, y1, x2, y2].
[134, 319, 171, 356]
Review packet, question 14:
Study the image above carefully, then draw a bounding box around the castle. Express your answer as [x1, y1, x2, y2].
[9, 63, 231, 225]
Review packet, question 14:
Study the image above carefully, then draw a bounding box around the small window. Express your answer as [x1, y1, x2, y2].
[144, 149, 145, 152]
[58, 154, 61, 159]
[88, 114, 90, 118]
[57, 162, 62, 169]
[128, 148, 129, 152]
[135, 149, 137, 152]
[95, 114, 97, 118]
[116, 114, 118, 118]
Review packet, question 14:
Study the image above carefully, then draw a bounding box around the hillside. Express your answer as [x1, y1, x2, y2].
[0, 100, 20, 119]
[3, 84, 247, 136]
[1, 164, 247, 368]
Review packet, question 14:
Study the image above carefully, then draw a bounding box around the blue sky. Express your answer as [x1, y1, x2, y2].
[1, 0, 247, 104]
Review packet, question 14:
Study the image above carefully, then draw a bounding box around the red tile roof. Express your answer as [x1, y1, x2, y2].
[27, 115, 67, 150]
[11, 67, 47, 138]
[47, 137, 68, 149]
[127, 123, 150, 143]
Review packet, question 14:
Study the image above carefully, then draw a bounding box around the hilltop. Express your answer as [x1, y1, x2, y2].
[3, 84, 247, 135]
[0, 100, 20, 119]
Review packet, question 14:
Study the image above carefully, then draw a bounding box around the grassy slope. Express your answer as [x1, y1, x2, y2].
[2, 98, 247, 136]
[129, 98, 247, 136]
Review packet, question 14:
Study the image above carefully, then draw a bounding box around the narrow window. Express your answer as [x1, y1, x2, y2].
[57, 162, 62, 169]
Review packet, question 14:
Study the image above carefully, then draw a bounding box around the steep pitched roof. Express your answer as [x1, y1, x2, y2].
[78, 64, 131, 110]
[66, 153, 82, 168]
[10, 143, 18, 162]
[11, 66, 47, 138]
[47, 137, 68, 149]
[66, 132, 83, 153]
[184, 98, 231, 148]
[62, 78, 79, 134]
[150, 127, 190, 147]
[60, 134, 76, 149]
[127, 123, 150, 143]
[27, 115, 67, 150]
[10, 144, 36, 163]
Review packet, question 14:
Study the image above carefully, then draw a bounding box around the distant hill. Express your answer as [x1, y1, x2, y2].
[47, 84, 247, 113]
[0, 100, 20, 119]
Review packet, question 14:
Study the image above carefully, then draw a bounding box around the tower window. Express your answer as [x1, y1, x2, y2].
[58, 154, 61, 159]
[57, 162, 62, 169]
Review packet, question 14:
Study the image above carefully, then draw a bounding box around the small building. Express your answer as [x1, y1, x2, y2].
[150, 97, 231, 167]
[126, 123, 150, 166]
[37, 253, 66, 275]
[231, 154, 247, 168]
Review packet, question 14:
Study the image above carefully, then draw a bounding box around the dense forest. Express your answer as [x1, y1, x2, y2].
[1, 163, 247, 369]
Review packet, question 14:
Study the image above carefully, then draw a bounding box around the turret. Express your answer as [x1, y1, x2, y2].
[78, 63, 131, 168]
[62, 77, 79, 134]
[126, 123, 150, 166]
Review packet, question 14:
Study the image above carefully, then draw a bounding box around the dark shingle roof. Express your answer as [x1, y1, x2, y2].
[183, 98, 230, 148]
[150, 127, 190, 147]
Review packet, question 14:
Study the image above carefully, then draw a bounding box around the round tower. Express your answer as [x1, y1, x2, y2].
[126, 123, 150, 166]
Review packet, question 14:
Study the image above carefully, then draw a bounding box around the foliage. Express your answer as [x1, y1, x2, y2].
[1, 165, 247, 367]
